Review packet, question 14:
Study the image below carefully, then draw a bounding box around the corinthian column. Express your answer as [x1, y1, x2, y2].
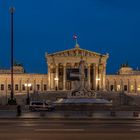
[88, 64, 90, 88]
[47, 64, 51, 90]
[128, 79, 130, 93]
[94, 64, 98, 90]
[55, 64, 59, 90]
[102, 64, 106, 90]
[92, 64, 95, 90]
[134, 79, 137, 93]
[63, 64, 66, 90]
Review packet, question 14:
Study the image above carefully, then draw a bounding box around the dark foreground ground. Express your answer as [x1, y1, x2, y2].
[0, 110, 140, 119]
[0, 118, 140, 140]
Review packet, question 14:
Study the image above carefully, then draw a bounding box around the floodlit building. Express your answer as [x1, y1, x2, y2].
[0, 63, 47, 96]
[106, 64, 140, 94]
[0, 44, 140, 95]
[46, 44, 108, 91]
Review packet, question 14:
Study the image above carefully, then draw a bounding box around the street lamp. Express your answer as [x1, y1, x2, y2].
[25, 83, 31, 105]
[8, 6, 17, 105]
[54, 77, 59, 90]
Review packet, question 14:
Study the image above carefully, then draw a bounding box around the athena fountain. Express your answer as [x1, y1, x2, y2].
[55, 57, 111, 104]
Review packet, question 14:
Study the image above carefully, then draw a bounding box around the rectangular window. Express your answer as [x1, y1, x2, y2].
[124, 85, 127, 91]
[1, 84, 4, 90]
[110, 85, 114, 91]
[117, 85, 120, 91]
[131, 85, 134, 92]
[30, 86, 32, 91]
[8, 84, 11, 90]
[137, 85, 140, 91]
[44, 84, 47, 90]
[15, 84, 18, 91]
[22, 85, 25, 91]
[37, 84, 40, 91]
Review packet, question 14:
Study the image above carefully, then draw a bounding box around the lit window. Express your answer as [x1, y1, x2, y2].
[137, 85, 140, 91]
[117, 85, 120, 91]
[131, 85, 134, 91]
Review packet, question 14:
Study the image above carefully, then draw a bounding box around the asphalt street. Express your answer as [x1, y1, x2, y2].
[0, 110, 140, 119]
[0, 119, 140, 140]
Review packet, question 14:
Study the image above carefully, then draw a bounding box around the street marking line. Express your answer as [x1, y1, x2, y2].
[34, 129, 85, 132]
[130, 124, 140, 127]
[131, 129, 140, 132]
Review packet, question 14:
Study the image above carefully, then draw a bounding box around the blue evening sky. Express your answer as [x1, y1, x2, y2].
[0, 0, 140, 74]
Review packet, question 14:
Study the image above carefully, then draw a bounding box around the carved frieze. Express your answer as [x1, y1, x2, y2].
[47, 48, 107, 58]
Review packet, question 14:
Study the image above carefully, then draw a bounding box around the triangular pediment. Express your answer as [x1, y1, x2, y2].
[47, 47, 107, 58]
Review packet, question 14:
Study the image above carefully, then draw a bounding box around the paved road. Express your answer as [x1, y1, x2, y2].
[0, 119, 140, 140]
[0, 110, 140, 119]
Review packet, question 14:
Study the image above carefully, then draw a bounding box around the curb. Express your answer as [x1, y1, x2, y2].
[0, 117, 140, 120]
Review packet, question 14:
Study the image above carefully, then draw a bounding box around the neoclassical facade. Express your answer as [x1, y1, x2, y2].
[46, 44, 108, 91]
[106, 64, 140, 94]
[0, 65, 47, 96]
[0, 45, 140, 96]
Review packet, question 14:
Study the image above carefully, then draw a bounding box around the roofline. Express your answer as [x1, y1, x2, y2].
[46, 47, 109, 57]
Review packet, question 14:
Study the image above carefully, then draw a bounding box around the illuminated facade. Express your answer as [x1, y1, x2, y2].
[106, 64, 140, 94]
[0, 45, 140, 96]
[46, 44, 108, 91]
[0, 65, 47, 96]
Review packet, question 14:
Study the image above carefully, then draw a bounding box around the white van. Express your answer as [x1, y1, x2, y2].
[29, 101, 55, 111]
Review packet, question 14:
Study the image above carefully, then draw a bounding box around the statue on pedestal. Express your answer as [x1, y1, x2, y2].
[69, 57, 96, 98]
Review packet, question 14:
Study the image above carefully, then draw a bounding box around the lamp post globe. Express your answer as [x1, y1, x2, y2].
[25, 83, 31, 105]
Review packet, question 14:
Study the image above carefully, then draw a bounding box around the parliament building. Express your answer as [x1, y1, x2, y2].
[0, 43, 140, 97]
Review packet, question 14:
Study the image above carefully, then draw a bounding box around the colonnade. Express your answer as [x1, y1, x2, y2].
[47, 62, 106, 91]
[106, 78, 140, 93]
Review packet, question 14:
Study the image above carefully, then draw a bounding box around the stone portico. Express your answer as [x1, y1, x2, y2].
[46, 44, 109, 91]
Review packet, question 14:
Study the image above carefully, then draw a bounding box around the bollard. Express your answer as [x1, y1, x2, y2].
[64, 113, 70, 118]
[110, 111, 116, 117]
[133, 112, 139, 117]
[17, 105, 21, 116]
[40, 111, 45, 117]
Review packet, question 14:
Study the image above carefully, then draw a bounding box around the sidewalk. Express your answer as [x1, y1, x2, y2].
[0, 110, 140, 120]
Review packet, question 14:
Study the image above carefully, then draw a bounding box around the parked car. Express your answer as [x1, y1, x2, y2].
[29, 101, 55, 111]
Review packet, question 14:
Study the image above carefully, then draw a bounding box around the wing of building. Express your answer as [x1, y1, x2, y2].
[106, 64, 140, 93]
[0, 64, 48, 96]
